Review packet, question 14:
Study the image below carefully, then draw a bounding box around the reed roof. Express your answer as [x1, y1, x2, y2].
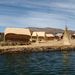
[5, 28, 31, 36]
[46, 34, 54, 37]
[56, 33, 63, 36]
[32, 32, 45, 37]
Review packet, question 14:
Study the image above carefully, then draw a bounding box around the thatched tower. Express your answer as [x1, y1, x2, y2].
[63, 26, 71, 45]
[4, 28, 31, 43]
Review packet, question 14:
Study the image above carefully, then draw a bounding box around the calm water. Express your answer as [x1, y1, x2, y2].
[0, 50, 75, 75]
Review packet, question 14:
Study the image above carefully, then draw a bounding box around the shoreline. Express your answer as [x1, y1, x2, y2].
[0, 41, 75, 54]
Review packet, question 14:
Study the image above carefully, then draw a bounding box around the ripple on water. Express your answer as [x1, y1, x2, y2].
[0, 50, 75, 75]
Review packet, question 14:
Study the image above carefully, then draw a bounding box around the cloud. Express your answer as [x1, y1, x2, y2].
[0, 0, 75, 31]
[0, 12, 69, 29]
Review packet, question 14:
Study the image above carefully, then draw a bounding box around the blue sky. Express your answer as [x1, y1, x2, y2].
[0, 0, 75, 32]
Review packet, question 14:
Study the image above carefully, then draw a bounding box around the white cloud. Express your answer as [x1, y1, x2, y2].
[50, 2, 75, 14]
[0, 0, 75, 31]
[0, 12, 69, 29]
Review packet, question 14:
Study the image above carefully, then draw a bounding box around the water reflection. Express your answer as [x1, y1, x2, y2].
[0, 51, 75, 75]
[62, 51, 70, 75]
[63, 51, 69, 64]
[3, 53, 31, 75]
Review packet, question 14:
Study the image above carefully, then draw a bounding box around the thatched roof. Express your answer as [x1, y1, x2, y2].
[55, 33, 63, 37]
[72, 33, 75, 35]
[46, 34, 54, 37]
[5, 28, 31, 36]
[32, 32, 45, 37]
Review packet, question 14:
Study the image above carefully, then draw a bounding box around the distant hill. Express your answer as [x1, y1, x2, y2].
[0, 27, 75, 35]
[28, 27, 75, 34]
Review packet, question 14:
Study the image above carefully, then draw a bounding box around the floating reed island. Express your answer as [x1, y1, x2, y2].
[0, 40, 75, 54]
[0, 26, 75, 54]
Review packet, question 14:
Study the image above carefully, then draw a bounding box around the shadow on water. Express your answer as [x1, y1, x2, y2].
[0, 50, 75, 75]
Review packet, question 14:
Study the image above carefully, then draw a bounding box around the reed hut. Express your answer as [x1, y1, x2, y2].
[63, 26, 71, 45]
[4, 28, 31, 43]
[55, 33, 63, 40]
[72, 34, 75, 39]
[32, 32, 45, 42]
[46, 33, 55, 41]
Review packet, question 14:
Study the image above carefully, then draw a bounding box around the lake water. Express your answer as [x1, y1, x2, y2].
[0, 50, 75, 75]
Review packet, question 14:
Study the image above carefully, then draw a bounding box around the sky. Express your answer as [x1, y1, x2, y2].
[0, 0, 75, 32]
